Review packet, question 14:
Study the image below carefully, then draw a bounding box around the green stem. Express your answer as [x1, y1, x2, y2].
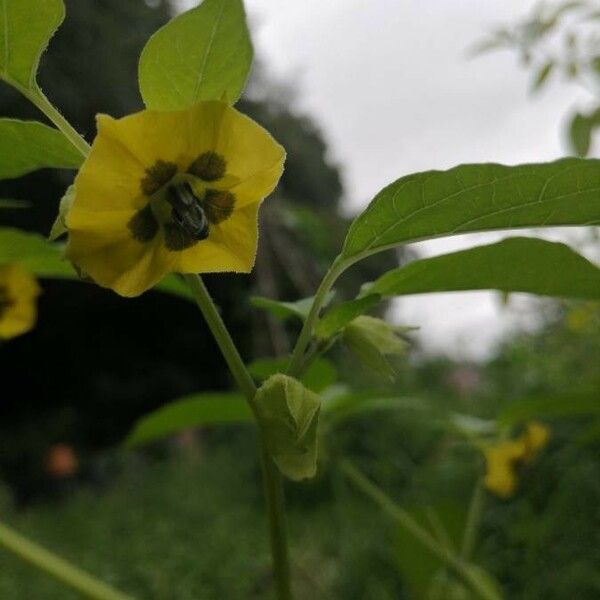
[184, 274, 293, 599]
[461, 479, 485, 560]
[11, 80, 90, 157]
[0, 521, 133, 600]
[340, 460, 500, 600]
[287, 258, 346, 376]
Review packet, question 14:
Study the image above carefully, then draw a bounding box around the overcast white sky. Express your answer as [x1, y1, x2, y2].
[181, 0, 597, 358]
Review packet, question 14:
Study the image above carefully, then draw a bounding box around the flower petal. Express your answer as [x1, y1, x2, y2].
[67, 209, 176, 297]
[175, 203, 259, 273]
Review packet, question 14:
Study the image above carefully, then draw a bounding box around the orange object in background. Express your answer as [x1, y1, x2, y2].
[45, 444, 79, 479]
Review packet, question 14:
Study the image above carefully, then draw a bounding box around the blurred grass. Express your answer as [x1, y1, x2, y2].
[0, 440, 403, 599]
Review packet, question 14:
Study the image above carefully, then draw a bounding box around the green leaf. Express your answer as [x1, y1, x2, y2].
[0, 199, 29, 209]
[342, 316, 408, 378]
[255, 374, 321, 480]
[0, 227, 193, 300]
[139, 0, 252, 110]
[363, 237, 600, 300]
[250, 291, 335, 322]
[341, 158, 600, 261]
[315, 294, 381, 339]
[0, 227, 75, 278]
[322, 390, 426, 425]
[499, 391, 600, 425]
[0, 119, 82, 180]
[125, 392, 252, 447]
[569, 113, 592, 157]
[0, 0, 64, 89]
[531, 60, 554, 92]
[247, 357, 337, 393]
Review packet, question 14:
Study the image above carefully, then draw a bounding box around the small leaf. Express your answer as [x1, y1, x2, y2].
[531, 60, 554, 92]
[363, 237, 600, 301]
[49, 185, 74, 240]
[0, 0, 64, 89]
[139, 0, 253, 110]
[248, 356, 337, 393]
[569, 112, 592, 157]
[315, 294, 381, 339]
[251, 291, 335, 322]
[255, 374, 321, 480]
[342, 316, 408, 378]
[126, 392, 252, 447]
[0, 119, 82, 180]
[341, 158, 600, 261]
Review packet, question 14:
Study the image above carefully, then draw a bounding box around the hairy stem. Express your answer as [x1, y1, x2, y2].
[461, 479, 485, 560]
[184, 274, 293, 599]
[11, 80, 90, 157]
[0, 521, 133, 600]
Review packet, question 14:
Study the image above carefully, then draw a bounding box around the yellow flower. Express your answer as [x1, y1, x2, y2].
[65, 101, 285, 297]
[483, 439, 526, 499]
[0, 264, 41, 340]
[522, 421, 550, 459]
[483, 421, 550, 499]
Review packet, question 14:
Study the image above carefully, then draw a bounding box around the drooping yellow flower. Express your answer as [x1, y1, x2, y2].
[0, 264, 41, 340]
[483, 439, 526, 499]
[483, 421, 550, 499]
[65, 101, 285, 297]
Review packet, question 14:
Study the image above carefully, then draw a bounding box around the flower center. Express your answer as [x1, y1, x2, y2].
[129, 153, 237, 252]
[0, 286, 12, 318]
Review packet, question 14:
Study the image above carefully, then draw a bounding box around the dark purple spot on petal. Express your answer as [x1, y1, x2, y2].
[203, 189, 235, 224]
[188, 151, 226, 182]
[128, 203, 159, 243]
[141, 160, 177, 196]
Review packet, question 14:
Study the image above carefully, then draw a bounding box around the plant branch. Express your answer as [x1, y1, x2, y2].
[10, 80, 91, 157]
[287, 257, 347, 376]
[184, 274, 293, 600]
[340, 460, 500, 600]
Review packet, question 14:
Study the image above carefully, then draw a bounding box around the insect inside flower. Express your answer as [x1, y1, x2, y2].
[65, 101, 285, 297]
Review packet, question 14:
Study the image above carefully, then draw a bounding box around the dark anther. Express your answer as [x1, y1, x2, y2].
[203, 189, 235, 224]
[140, 160, 177, 196]
[188, 151, 226, 182]
[165, 182, 210, 251]
[128, 204, 159, 243]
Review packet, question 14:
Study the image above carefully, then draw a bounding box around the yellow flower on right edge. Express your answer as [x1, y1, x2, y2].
[0, 264, 41, 340]
[483, 422, 550, 499]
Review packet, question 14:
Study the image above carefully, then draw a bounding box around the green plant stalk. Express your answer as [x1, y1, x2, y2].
[9, 79, 91, 157]
[461, 478, 485, 560]
[0, 521, 133, 600]
[340, 460, 500, 600]
[184, 274, 292, 600]
[287, 257, 347, 376]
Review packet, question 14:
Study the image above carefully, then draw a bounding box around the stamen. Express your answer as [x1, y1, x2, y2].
[188, 151, 226, 181]
[141, 160, 177, 196]
[128, 204, 159, 243]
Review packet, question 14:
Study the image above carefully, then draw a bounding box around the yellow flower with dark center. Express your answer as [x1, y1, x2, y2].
[0, 264, 41, 340]
[483, 421, 550, 499]
[65, 101, 285, 297]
